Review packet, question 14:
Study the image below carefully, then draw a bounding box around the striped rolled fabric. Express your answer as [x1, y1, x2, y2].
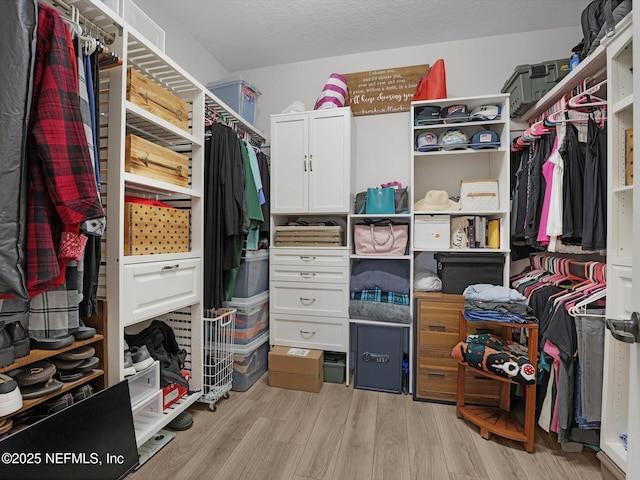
[314, 73, 348, 110]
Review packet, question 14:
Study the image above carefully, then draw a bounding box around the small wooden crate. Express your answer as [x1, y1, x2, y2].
[125, 134, 189, 187]
[126, 68, 189, 131]
[124, 202, 190, 255]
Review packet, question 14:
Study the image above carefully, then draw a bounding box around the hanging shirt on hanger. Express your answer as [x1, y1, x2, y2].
[25, 4, 104, 295]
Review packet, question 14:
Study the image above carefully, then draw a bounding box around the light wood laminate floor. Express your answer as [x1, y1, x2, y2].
[129, 374, 602, 480]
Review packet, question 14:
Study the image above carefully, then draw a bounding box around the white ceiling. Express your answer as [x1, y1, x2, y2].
[151, 0, 590, 72]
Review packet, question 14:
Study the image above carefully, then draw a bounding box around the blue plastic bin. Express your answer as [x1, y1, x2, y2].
[207, 77, 261, 125]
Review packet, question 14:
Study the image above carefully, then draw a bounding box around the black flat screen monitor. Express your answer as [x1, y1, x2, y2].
[0, 380, 139, 479]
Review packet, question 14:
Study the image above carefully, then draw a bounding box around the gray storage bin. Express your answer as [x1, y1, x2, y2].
[501, 58, 571, 117]
[233, 249, 269, 298]
[323, 352, 346, 384]
[434, 252, 504, 295]
[231, 331, 269, 391]
[354, 324, 404, 394]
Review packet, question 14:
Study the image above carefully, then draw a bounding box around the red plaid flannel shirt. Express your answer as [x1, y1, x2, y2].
[26, 5, 104, 295]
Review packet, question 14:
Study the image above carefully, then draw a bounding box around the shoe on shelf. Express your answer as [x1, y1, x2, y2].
[0, 374, 22, 417]
[5, 321, 29, 359]
[130, 345, 154, 371]
[0, 322, 16, 368]
[41, 392, 74, 415]
[71, 384, 94, 403]
[166, 411, 193, 431]
[123, 350, 136, 377]
[30, 334, 74, 350]
[70, 320, 96, 341]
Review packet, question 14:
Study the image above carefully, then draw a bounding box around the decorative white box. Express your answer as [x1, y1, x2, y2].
[414, 215, 450, 249]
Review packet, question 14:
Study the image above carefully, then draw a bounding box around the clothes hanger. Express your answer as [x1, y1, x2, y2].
[568, 79, 607, 108]
[61, 6, 81, 37]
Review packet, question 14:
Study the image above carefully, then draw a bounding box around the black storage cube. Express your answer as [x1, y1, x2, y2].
[434, 253, 505, 294]
[354, 323, 404, 394]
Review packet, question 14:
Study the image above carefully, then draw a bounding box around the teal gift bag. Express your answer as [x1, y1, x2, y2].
[366, 187, 395, 214]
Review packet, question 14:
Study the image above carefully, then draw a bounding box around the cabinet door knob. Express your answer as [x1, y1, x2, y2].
[299, 297, 316, 306]
[299, 330, 316, 338]
[300, 272, 316, 279]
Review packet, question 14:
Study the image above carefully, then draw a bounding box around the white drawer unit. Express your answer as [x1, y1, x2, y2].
[271, 281, 349, 317]
[269, 264, 349, 284]
[123, 258, 201, 326]
[270, 313, 349, 351]
[269, 247, 349, 267]
[131, 389, 164, 447]
[127, 360, 160, 407]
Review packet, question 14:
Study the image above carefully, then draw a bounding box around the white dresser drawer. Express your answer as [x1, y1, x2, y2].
[270, 313, 348, 351]
[270, 281, 348, 317]
[270, 248, 349, 267]
[269, 264, 349, 284]
[123, 258, 200, 325]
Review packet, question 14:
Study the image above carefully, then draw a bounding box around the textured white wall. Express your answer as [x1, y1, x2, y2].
[235, 27, 581, 191]
[133, 0, 230, 85]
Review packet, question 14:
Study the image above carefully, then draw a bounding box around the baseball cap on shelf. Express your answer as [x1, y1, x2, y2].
[469, 104, 502, 121]
[415, 131, 439, 152]
[414, 105, 441, 126]
[440, 104, 469, 123]
[469, 130, 500, 149]
[439, 128, 468, 150]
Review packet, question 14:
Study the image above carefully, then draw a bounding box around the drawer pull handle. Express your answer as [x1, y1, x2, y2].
[300, 256, 316, 262]
[136, 152, 184, 177]
[428, 325, 446, 332]
[299, 297, 316, 306]
[162, 264, 180, 270]
[473, 375, 492, 381]
[427, 372, 445, 378]
[299, 330, 316, 338]
[300, 272, 316, 279]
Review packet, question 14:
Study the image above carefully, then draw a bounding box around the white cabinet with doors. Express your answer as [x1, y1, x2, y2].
[270, 107, 354, 214]
[269, 108, 354, 385]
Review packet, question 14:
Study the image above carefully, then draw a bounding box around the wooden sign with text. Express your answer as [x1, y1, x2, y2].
[343, 64, 429, 116]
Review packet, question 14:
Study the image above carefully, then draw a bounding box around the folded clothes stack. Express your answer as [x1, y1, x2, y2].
[462, 284, 537, 324]
[349, 259, 412, 324]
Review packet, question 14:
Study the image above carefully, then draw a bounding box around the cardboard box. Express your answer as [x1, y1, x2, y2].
[268, 346, 323, 393]
[162, 370, 190, 410]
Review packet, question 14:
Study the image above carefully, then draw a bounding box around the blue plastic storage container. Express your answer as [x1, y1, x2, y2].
[207, 77, 261, 125]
